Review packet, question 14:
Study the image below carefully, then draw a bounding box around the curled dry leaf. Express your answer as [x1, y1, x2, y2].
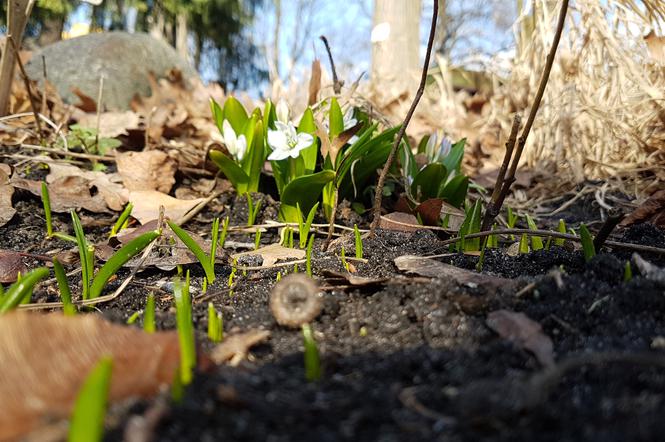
[0, 313, 180, 441]
[128, 190, 205, 225]
[116, 150, 178, 193]
[486, 309, 555, 368]
[232, 243, 305, 268]
[210, 330, 271, 366]
[77, 111, 141, 138]
[620, 189, 665, 228]
[0, 167, 16, 227]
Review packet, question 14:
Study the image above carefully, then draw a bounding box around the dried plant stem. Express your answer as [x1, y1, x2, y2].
[319, 36, 342, 94]
[370, 0, 438, 235]
[481, 0, 569, 232]
[7, 36, 44, 141]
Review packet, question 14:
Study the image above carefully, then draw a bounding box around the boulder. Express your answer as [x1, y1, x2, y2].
[25, 32, 199, 110]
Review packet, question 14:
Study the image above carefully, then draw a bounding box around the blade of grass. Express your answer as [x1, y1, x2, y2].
[144, 293, 156, 333]
[167, 221, 215, 283]
[89, 230, 160, 299]
[110, 202, 133, 237]
[71, 211, 90, 300]
[354, 224, 363, 259]
[174, 276, 196, 384]
[0, 267, 49, 314]
[579, 223, 596, 262]
[41, 182, 53, 237]
[525, 214, 543, 250]
[68, 357, 113, 442]
[302, 323, 321, 382]
[53, 257, 76, 315]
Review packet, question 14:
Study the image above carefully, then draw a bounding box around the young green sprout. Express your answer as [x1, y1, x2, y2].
[554, 219, 567, 246]
[623, 261, 633, 282]
[109, 202, 133, 237]
[353, 224, 363, 259]
[126, 311, 141, 325]
[297, 202, 319, 249]
[144, 293, 156, 333]
[0, 267, 49, 314]
[41, 182, 76, 242]
[207, 302, 224, 343]
[340, 247, 349, 272]
[254, 229, 262, 250]
[228, 259, 238, 296]
[579, 223, 596, 262]
[306, 234, 315, 276]
[519, 234, 530, 254]
[174, 274, 196, 385]
[302, 323, 321, 382]
[68, 357, 113, 442]
[245, 193, 263, 226]
[53, 257, 76, 315]
[525, 214, 543, 251]
[167, 220, 215, 284]
[218, 216, 230, 249]
[507, 207, 519, 240]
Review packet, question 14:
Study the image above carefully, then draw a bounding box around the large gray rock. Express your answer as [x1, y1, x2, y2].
[25, 32, 199, 110]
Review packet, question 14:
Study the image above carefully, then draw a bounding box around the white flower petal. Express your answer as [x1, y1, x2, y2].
[268, 130, 288, 151]
[276, 99, 290, 124]
[222, 120, 236, 143]
[274, 121, 290, 133]
[295, 133, 314, 150]
[236, 135, 247, 161]
[267, 149, 291, 161]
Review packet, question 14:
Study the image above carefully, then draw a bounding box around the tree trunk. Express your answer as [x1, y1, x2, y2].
[371, 0, 421, 101]
[38, 14, 65, 46]
[149, 5, 165, 41]
[176, 11, 189, 62]
[271, 0, 282, 79]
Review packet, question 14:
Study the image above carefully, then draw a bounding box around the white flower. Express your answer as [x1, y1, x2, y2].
[267, 121, 314, 161]
[425, 133, 452, 163]
[343, 107, 357, 129]
[220, 119, 247, 162]
[276, 99, 290, 124]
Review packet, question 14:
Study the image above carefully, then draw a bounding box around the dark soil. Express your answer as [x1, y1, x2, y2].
[2, 191, 665, 442]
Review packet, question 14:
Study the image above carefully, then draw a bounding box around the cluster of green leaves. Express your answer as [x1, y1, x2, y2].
[401, 136, 469, 209]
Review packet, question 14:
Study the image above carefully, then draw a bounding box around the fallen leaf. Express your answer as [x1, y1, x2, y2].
[379, 212, 421, 232]
[486, 309, 555, 368]
[128, 190, 204, 225]
[322, 270, 390, 287]
[632, 253, 665, 285]
[0, 168, 16, 227]
[77, 111, 141, 138]
[71, 87, 97, 112]
[47, 162, 128, 211]
[394, 255, 516, 291]
[210, 330, 270, 366]
[116, 150, 178, 193]
[308, 59, 321, 106]
[0, 313, 180, 441]
[415, 198, 465, 228]
[620, 189, 665, 228]
[232, 243, 305, 267]
[0, 250, 28, 283]
[645, 30, 665, 64]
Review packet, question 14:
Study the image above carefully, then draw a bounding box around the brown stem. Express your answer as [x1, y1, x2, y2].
[593, 212, 624, 251]
[319, 35, 342, 94]
[8, 36, 44, 141]
[323, 186, 338, 250]
[482, 0, 569, 231]
[370, 0, 438, 235]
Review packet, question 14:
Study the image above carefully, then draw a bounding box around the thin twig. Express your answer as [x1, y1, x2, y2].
[319, 36, 342, 94]
[593, 211, 624, 251]
[370, 0, 438, 235]
[8, 36, 44, 141]
[481, 0, 569, 231]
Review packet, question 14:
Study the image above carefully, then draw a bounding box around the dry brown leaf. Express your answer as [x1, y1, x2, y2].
[644, 30, 665, 64]
[0, 167, 16, 227]
[379, 212, 421, 232]
[322, 270, 390, 287]
[308, 59, 322, 106]
[620, 189, 665, 228]
[0, 313, 180, 441]
[77, 111, 141, 138]
[210, 330, 270, 366]
[116, 150, 178, 193]
[486, 309, 555, 368]
[47, 162, 128, 211]
[0, 250, 28, 283]
[71, 87, 97, 112]
[128, 190, 204, 225]
[231, 243, 305, 267]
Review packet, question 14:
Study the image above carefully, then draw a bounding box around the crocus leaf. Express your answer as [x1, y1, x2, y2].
[329, 97, 344, 140]
[439, 175, 469, 208]
[245, 119, 265, 193]
[280, 170, 335, 223]
[209, 150, 250, 193]
[298, 108, 318, 174]
[442, 138, 466, 177]
[210, 98, 224, 132]
[223, 97, 249, 134]
[68, 357, 113, 442]
[0, 267, 49, 313]
[411, 164, 447, 202]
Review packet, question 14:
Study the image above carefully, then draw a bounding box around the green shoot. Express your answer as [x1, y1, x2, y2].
[228, 259, 238, 295]
[302, 323, 321, 382]
[465, 200, 482, 251]
[0, 267, 49, 314]
[525, 214, 543, 251]
[254, 229, 262, 250]
[306, 234, 314, 276]
[579, 223, 596, 262]
[126, 311, 141, 325]
[245, 193, 262, 226]
[53, 257, 76, 315]
[218, 216, 230, 249]
[486, 224, 498, 248]
[340, 247, 349, 272]
[507, 207, 518, 240]
[476, 245, 486, 272]
[68, 357, 113, 442]
[276, 271, 282, 282]
[42, 182, 53, 238]
[144, 293, 156, 333]
[72, 211, 92, 300]
[287, 228, 294, 248]
[623, 261, 633, 282]
[519, 234, 529, 254]
[89, 230, 161, 299]
[109, 202, 133, 237]
[298, 202, 319, 249]
[171, 367, 185, 403]
[293, 263, 299, 273]
[353, 224, 363, 259]
[167, 220, 215, 283]
[210, 217, 220, 270]
[174, 274, 196, 385]
[207, 302, 223, 343]
[554, 219, 567, 246]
